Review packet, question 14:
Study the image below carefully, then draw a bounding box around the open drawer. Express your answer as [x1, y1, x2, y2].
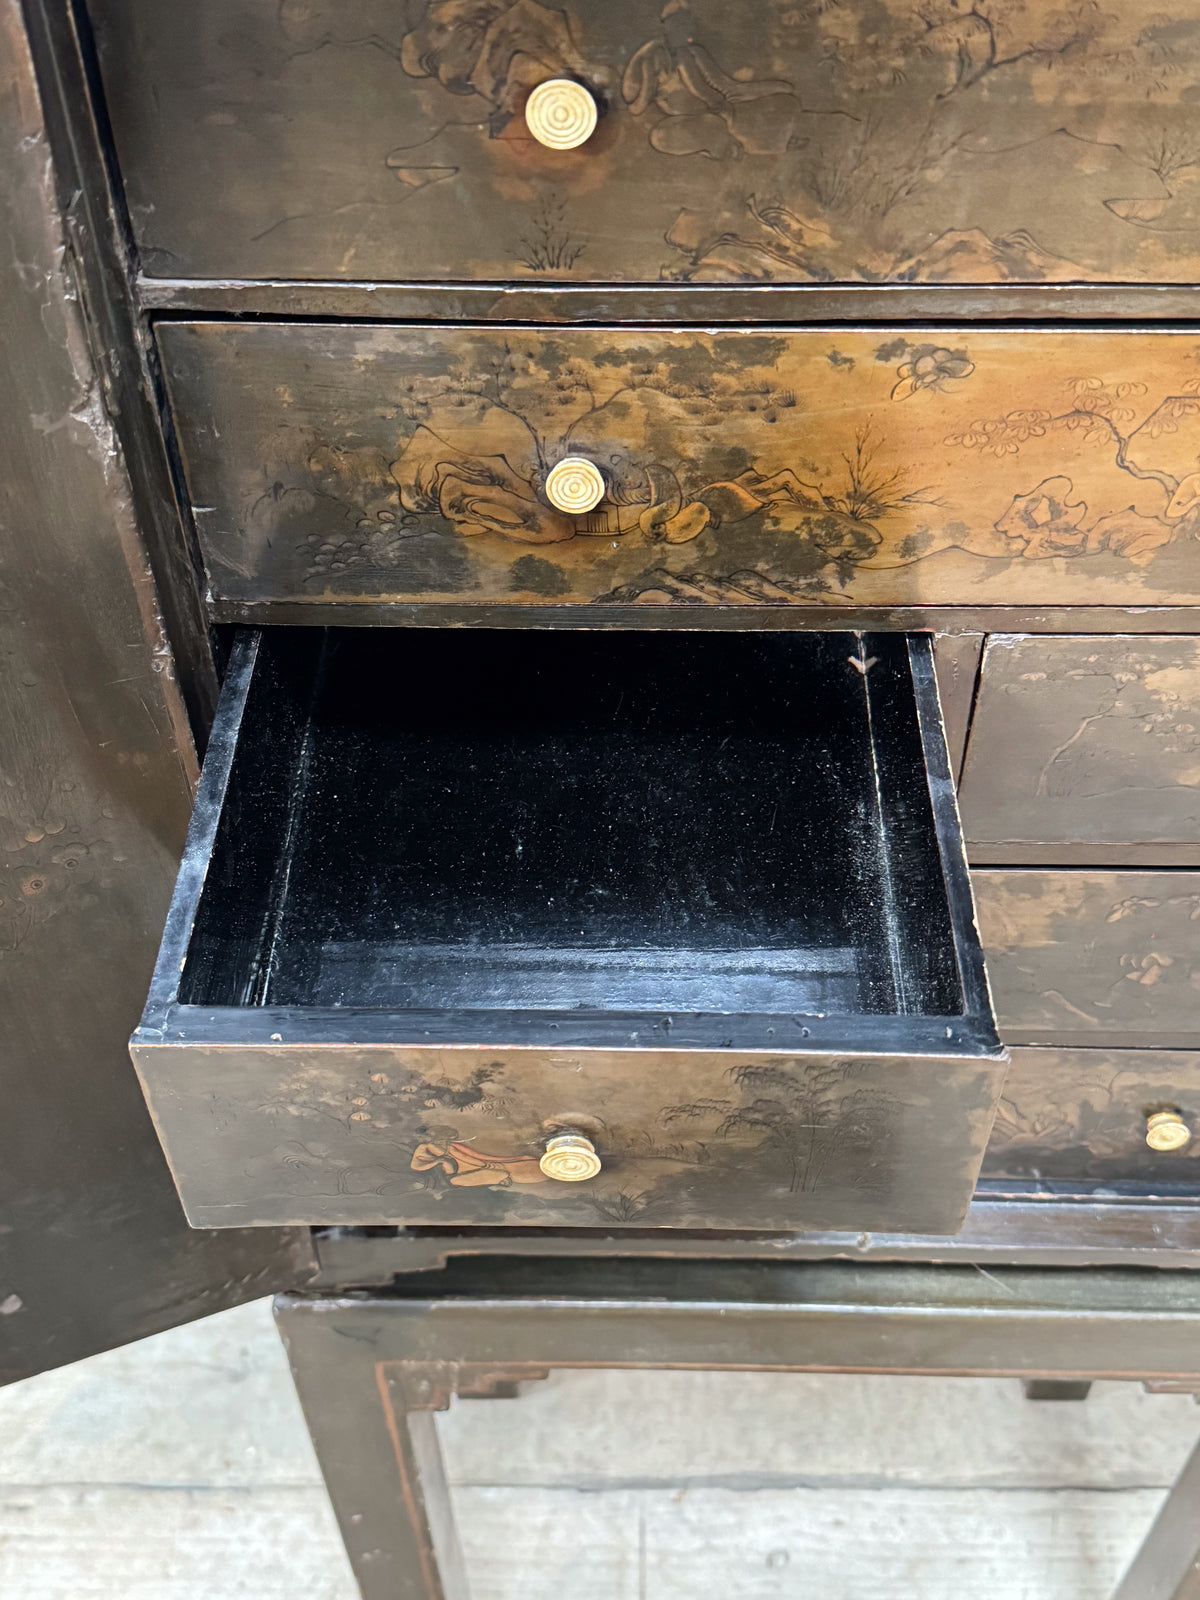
[131, 629, 1003, 1233]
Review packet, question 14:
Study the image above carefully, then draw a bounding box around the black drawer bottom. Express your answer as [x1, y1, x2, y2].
[132, 629, 1001, 1233]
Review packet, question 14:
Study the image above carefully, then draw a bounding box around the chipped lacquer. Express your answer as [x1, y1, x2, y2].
[960, 636, 1200, 862]
[974, 869, 1200, 1048]
[158, 324, 1200, 610]
[89, 0, 1200, 285]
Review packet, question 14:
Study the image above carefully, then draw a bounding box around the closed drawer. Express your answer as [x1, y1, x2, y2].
[159, 323, 1200, 615]
[960, 636, 1200, 863]
[974, 869, 1200, 1049]
[90, 0, 1200, 286]
[982, 1047, 1200, 1187]
[131, 628, 1002, 1233]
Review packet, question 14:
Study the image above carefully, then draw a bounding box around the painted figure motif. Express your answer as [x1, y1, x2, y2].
[410, 1140, 547, 1185]
[210, 1049, 949, 1227]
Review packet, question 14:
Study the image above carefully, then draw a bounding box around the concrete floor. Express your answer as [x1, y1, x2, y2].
[1, 1297, 1198, 1597]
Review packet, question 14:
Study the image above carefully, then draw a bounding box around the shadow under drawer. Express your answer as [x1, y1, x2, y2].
[131, 629, 1002, 1233]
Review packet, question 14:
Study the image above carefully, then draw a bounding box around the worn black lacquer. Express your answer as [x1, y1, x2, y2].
[132, 629, 1003, 1233]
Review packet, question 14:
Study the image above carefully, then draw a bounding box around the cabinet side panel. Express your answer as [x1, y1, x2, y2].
[0, 0, 309, 1385]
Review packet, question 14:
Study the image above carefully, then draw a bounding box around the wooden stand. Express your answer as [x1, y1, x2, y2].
[278, 1258, 1200, 1600]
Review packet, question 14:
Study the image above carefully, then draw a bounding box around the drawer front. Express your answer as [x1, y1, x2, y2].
[131, 626, 1001, 1234]
[92, 0, 1200, 286]
[131, 1044, 1001, 1232]
[160, 323, 1200, 612]
[982, 1046, 1200, 1187]
[975, 869, 1200, 1048]
[960, 636, 1200, 862]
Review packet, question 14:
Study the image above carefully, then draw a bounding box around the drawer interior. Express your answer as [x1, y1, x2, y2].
[178, 629, 975, 1036]
[135, 626, 1001, 1232]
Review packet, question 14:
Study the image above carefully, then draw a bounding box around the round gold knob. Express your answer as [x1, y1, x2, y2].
[524, 78, 598, 150]
[539, 1134, 601, 1182]
[544, 456, 605, 515]
[1146, 1111, 1191, 1152]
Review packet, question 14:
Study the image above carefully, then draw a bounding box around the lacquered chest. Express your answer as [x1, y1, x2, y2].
[73, 0, 1200, 1243]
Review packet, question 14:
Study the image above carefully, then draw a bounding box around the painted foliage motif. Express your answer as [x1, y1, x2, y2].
[99, 0, 1200, 282]
[267, 0, 1200, 280]
[983, 1047, 1200, 1182]
[164, 324, 1200, 606]
[973, 869, 1200, 1043]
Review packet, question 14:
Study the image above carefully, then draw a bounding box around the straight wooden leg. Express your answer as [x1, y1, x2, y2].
[275, 1297, 462, 1600]
[274, 1295, 547, 1600]
[277, 1262, 1200, 1599]
[1112, 1433, 1200, 1600]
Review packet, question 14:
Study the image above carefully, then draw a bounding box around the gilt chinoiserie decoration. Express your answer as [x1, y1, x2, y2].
[130, 1043, 1001, 1231]
[159, 324, 1200, 609]
[960, 636, 1200, 862]
[129, 627, 1001, 1235]
[982, 1047, 1200, 1182]
[90, 0, 1200, 285]
[974, 869, 1200, 1048]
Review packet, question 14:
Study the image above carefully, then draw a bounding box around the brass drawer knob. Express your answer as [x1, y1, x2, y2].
[544, 456, 606, 514]
[539, 1134, 602, 1182]
[1146, 1111, 1191, 1152]
[524, 78, 598, 150]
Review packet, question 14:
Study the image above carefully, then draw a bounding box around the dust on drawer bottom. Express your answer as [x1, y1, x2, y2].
[131, 628, 1001, 1232]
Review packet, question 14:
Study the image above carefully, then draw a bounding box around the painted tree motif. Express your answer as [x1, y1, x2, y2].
[299, 338, 933, 578]
[663, 1061, 898, 1195]
[946, 372, 1200, 557]
[180, 323, 1200, 608]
